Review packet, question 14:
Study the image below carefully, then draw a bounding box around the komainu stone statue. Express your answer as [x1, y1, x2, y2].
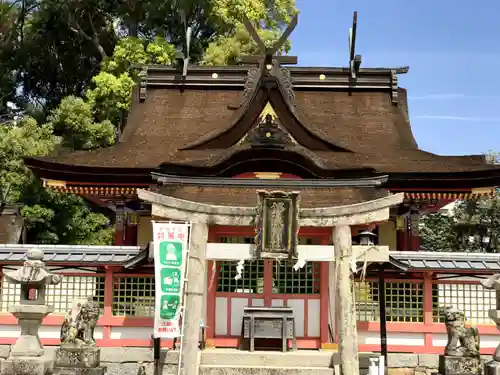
[444, 307, 480, 357]
[60, 297, 100, 347]
[439, 307, 482, 375]
[53, 297, 106, 375]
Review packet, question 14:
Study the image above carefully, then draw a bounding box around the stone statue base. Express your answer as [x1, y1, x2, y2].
[439, 355, 482, 375]
[55, 345, 100, 368]
[0, 352, 55, 375]
[53, 346, 106, 375]
[485, 360, 500, 375]
[52, 367, 106, 375]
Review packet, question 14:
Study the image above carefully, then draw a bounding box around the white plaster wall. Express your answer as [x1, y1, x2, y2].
[432, 332, 500, 349]
[110, 327, 153, 340]
[205, 243, 389, 262]
[230, 298, 247, 336]
[358, 331, 425, 346]
[0, 325, 104, 340]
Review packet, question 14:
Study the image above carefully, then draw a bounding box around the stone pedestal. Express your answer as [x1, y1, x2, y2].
[0, 352, 55, 375]
[52, 366, 106, 375]
[8, 305, 53, 357]
[485, 361, 500, 375]
[53, 346, 106, 375]
[439, 355, 482, 375]
[55, 346, 101, 368]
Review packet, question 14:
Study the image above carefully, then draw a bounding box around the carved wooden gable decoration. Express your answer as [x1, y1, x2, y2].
[242, 103, 294, 149]
[254, 191, 300, 259]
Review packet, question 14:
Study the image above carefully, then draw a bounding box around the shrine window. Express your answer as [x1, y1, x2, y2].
[215, 235, 322, 295]
[112, 275, 155, 317]
[216, 236, 265, 294]
[272, 237, 321, 295]
[216, 260, 265, 294]
[355, 280, 424, 323]
[272, 260, 320, 294]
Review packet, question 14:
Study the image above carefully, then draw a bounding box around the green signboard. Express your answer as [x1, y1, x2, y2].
[153, 222, 189, 338]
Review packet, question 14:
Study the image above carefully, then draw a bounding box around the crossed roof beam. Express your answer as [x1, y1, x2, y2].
[239, 11, 362, 79]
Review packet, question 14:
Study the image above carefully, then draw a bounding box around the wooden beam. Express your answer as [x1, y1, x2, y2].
[240, 55, 298, 65]
[348, 11, 362, 80]
[241, 14, 299, 68]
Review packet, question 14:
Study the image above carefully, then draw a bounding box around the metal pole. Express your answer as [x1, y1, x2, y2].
[378, 270, 388, 374]
[153, 337, 161, 375]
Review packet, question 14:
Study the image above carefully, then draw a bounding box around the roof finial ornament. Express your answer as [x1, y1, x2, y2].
[235, 14, 299, 109]
[348, 11, 362, 86]
[240, 14, 299, 70]
[175, 9, 192, 79]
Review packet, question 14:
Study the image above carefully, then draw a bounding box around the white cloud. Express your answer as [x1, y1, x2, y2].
[414, 115, 500, 122]
[409, 94, 500, 100]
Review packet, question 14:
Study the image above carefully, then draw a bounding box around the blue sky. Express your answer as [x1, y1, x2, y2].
[289, 0, 500, 156]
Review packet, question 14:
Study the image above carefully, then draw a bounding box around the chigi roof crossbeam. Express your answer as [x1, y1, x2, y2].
[348, 11, 362, 80]
[240, 13, 299, 68]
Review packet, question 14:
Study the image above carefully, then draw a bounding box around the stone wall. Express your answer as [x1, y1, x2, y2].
[0, 346, 179, 375]
[379, 353, 493, 375]
[0, 345, 495, 375]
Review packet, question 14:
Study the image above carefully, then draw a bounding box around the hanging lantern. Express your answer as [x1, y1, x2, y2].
[356, 230, 377, 246]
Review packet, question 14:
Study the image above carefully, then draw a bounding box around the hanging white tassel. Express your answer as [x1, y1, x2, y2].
[234, 260, 245, 280]
[293, 258, 306, 271]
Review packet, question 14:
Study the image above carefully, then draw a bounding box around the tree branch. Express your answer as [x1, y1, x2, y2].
[87, 12, 107, 59]
[67, 7, 107, 60]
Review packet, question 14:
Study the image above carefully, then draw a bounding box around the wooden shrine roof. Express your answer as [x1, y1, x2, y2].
[24, 65, 500, 189]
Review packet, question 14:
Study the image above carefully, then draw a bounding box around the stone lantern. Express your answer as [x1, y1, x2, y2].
[356, 230, 377, 246]
[0, 248, 62, 375]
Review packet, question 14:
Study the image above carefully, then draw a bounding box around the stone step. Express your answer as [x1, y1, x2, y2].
[200, 350, 337, 368]
[200, 365, 336, 375]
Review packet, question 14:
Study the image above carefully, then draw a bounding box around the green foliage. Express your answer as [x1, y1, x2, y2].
[0, 115, 113, 245]
[102, 37, 176, 76]
[420, 213, 457, 252]
[47, 96, 115, 149]
[0, 0, 298, 245]
[201, 24, 290, 66]
[102, 37, 150, 75]
[420, 192, 500, 253]
[21, 189, 114, 245]
[0, 117, 61, 203]
[86, 72, 135, 124]
[146, 37, 177, 65]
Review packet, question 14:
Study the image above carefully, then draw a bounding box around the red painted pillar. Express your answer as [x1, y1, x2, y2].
[102, 266, 115, 342]
[409, 212, 421, 251]
[114, 204, 125, 246]
[423, 272, 434, 350]
[124, 213, 139, 246]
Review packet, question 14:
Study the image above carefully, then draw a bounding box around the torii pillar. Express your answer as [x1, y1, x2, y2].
[138, 189, 404, 375]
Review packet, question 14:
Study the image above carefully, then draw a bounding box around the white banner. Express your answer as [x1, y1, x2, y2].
[152, 221, 190, 339]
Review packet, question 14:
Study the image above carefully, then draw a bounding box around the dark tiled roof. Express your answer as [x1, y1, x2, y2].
[0, 244, 141, 265]
[390, 251, 500, 272]
[154, 185, 389, 208]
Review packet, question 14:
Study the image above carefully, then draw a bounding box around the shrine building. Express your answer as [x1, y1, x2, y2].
[12, 13, 500, 360]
